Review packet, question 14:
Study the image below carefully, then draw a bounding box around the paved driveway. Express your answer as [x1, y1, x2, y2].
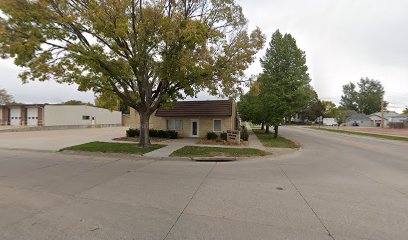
[0, 127, 407, 239]
[0, 127, 128, 151]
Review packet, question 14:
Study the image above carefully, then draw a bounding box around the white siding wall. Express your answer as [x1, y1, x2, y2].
[43, 105, 121, 126]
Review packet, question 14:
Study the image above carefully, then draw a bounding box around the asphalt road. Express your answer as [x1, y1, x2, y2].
[0, 127, 407, 239]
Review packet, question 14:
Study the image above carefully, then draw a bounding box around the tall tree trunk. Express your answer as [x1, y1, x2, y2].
[261, 122, 265, 130]
[139, 111, 151, 148]
[265, 125, 270, 133]
[274, 125, 279, 139]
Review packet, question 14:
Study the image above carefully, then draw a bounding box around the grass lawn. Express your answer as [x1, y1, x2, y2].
[309, 127, 408, 142]
[170, 146, 269, 157]
[60, 141, 166, 154]
[252, 129, 300, 148]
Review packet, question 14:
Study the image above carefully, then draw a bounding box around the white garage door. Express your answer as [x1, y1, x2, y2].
[10, 108, 21, 126]
[27, 107, 38, 126]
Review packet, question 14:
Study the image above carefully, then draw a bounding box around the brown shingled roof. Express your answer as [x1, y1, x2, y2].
[155, 100, 232, 117]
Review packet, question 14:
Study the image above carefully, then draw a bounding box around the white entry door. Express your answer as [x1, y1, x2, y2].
[190, 119, 199, 137]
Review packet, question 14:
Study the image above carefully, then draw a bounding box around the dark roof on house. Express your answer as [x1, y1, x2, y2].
[347, 113, 371, 121]
[155, 100, 232, 117]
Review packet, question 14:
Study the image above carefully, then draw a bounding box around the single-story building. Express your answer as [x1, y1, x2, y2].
[345, 113, 372, 127]
[129, 100, 239, 138]
[387, 115, 408, 128]
[388, 114, 408, 123]
[369, 111, 400, 127]
[0, 104, 122, 127]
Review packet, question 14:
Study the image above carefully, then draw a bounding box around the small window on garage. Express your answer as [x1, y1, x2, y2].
[213, 119, 221, 132]
[82, 115, 90, 120]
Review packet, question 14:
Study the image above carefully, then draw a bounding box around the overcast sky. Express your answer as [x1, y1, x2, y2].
[1, 0, 407, 112]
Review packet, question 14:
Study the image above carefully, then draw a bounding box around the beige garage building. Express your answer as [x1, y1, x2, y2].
[0, 104, 121, 127]
[130, 100, 240, 138]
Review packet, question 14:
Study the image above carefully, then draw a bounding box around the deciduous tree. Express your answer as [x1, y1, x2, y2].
[0, 89, 13, 104]
[357, 77, 386, 114]
[321, 100, 339, 118]
[298, 91, 325, 122]
[95, 92, 130, 113]
[340, 78, 386, 114]
[61, 100, 91, 105]
[237, 80, 264, 128]
[259, 30, 312, 138]
[0, 0, 264, 147]
[339, 82, 359, 112]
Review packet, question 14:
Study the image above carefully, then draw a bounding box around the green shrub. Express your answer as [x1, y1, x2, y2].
[167, 130, 178, 139]
[220, 132, 227, 141]
[149, 129, 158, 137]
[126, 128, 140, 137]
[158, 130, 169, 138]
[127, 128, 177, 139]
[240, 129, 249, 141]
[206, 131, 218, 140]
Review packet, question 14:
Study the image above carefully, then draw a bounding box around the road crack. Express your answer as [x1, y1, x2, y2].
[278, 165, 336, 240]
[162, 162, 217, 240]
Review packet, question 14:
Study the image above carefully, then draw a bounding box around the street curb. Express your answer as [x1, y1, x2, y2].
[192, 157, 237, 162]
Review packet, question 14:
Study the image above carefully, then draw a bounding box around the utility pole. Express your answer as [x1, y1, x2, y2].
[380, 96, 384, 128]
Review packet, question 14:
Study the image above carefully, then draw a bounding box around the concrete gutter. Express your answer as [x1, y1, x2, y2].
[191, 157, 237, 162]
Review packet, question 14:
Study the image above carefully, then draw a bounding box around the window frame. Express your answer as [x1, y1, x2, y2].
[167, 119, 183, 131]
[213, 119, 222, 132]
[82, 115, 90, 120]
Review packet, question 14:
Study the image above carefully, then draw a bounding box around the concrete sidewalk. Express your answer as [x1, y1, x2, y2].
[245, 124, 266, 150]
[144, 138, 198, 158]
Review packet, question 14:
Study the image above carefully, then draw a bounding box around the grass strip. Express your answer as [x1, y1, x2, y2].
[252, 129, 300, 148]
[170, 146, 269, 157]
[309, 127, 408, 142]
[61, 141, 166, 154]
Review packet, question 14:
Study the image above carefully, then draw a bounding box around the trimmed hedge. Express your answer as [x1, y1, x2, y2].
[206, 131, 218, 140]
[126, 128, 140, 137]
[126, 128, 178, 139]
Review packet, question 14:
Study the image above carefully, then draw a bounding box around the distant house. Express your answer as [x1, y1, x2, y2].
[0, 104, 122, 127]
[369, 111, 400, 127]
[129, 100, 239, 138]
[345, 113, 372, 127]
[388, 115, 408, 129]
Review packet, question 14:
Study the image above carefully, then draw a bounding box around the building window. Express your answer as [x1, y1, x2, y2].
[82, 115, 90, 120]
[167, 119, 183, 131]
[213, 119, 221, 132]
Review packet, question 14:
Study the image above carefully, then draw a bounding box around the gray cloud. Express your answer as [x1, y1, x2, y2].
[1, 0, 407, 112]
[239, 0, 408, 112]
[1, 60, 94, 104]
